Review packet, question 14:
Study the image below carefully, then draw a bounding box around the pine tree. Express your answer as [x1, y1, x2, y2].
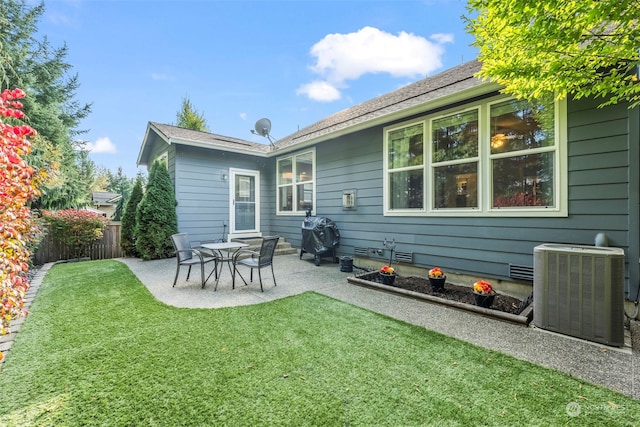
[1, 0, 92, 209]
[120, 176, 144, 257]
[134, 161, 178, 260]
[176, 96, 209, 131]
[107, 167, 134, 221]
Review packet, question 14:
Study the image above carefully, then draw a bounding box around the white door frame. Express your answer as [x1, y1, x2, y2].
[228, 168, 261, 240]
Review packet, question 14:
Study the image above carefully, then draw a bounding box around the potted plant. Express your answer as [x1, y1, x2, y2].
[378, 265, 396, 286]
[428, 267, 446, 291]
[472, 280, 496, 308]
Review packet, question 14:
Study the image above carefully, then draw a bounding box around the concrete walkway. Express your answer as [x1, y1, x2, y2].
[118, 254, 640, 401]
[3, 254, 638, 402]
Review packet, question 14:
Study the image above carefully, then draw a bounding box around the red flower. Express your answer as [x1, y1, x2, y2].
[473, 280, 494, 295]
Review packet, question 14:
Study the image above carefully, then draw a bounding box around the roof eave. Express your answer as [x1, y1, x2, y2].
[137, 122, 171, 167]
[270, 81, 501, 156]
[169, 136, 270, 157]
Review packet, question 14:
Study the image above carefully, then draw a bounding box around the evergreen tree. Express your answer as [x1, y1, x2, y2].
[134, 161, 178, 260]
[1, 0, 92, 209]
[176, 96, 209, 131]
[107, 167, 134, 221]
[120, 176, 144, 257]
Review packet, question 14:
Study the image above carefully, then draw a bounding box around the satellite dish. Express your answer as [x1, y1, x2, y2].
[254, 118, 272, 137]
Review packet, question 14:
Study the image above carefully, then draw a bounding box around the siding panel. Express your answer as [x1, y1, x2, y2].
[269, 107, 636, 297]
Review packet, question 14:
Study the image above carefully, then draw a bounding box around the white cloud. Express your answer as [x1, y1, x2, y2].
[151, 73, 175, 81]
[298, 26, 454, 101]
[431, 33, 454, 44]
[296, 81, 342, 102]
[86, 137, 117, 154]
[240, 112, 248, 120]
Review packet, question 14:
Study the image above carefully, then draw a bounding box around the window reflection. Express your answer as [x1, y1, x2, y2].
[492, 153, 554, 207]
[389, 170, 423, 209]
[389, 124, 424, 169]
[434, 164, 478, 208]
[490, 98, 554, 154]
[432, 110, 478, 162]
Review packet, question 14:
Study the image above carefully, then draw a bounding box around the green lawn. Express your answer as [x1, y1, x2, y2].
[1, 260, 638, 426]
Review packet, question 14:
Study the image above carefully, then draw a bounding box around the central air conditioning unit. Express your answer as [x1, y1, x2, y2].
[533, 244, 625, 347]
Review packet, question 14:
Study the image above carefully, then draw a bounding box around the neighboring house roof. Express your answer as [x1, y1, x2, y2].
[138, 60, 498, 164]
[92, 191, 121, 206]
[82, 207, 108, 217]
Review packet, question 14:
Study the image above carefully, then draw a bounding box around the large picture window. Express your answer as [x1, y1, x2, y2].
[277, 149, 315, 214]
[384, 96, 565, 216]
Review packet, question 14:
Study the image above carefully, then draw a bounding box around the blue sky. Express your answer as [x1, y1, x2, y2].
[36, 0, 478, 178]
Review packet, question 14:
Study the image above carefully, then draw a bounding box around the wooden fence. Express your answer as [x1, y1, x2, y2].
[34, 222, 125, 264]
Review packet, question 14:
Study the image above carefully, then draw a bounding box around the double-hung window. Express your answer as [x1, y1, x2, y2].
[384, 95, 565, 216]
[387, 123, 424, 210]
[489, 97, 556, 209]
[432, 109, 479, 209]
[277, 149, 315, 214]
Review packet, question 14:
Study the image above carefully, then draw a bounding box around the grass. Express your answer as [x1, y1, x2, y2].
[0, 260, 638, 426]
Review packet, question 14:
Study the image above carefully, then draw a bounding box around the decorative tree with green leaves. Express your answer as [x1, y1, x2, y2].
[176, 96, 209, 131]
[120, 175, 144, 257]
[465, 0, 640, 108]
[135, 161, 178, 260]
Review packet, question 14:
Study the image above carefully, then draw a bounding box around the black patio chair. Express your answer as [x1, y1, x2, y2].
[232, 236, 280, 291]
[170, 233, 218, 288]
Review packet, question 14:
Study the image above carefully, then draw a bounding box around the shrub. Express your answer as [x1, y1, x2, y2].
[120, 177, 144, 257]
[42, 209, 109, 260]
[0, 88, 41, 336]
[135, 161, 178, 260]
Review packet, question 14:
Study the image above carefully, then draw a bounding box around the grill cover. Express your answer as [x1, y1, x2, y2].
[301, 216, 340, 255]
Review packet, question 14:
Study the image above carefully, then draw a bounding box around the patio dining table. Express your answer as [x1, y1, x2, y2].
[200, 241, 249, 290]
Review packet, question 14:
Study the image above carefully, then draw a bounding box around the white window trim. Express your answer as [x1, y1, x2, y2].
[384, 95, 568, 217]
[383, 121, 426, 213]
[276, 148, 317, 216]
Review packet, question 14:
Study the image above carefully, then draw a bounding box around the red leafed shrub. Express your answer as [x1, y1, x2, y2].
[42, 209, 109, 261]
[0, 88, 41, 337]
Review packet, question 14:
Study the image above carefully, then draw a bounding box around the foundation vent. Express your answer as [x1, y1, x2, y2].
[509, 264, 534, 282]
[354, 247, 368, 257]
[395, 251, 413, 264]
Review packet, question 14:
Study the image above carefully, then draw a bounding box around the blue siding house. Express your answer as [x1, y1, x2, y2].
[137, 60, 639, 313]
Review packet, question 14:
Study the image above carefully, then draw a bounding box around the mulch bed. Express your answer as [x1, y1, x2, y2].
[394, 276, 526, 315]
[355, 272, 531, 316]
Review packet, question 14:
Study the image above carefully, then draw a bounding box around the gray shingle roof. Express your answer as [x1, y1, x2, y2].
[274, 60, 485, 149]
[149, 122, 271, 153]
[140, 60, 487, 163]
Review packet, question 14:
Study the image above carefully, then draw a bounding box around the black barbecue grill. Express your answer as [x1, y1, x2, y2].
[300, 211, 340, 266]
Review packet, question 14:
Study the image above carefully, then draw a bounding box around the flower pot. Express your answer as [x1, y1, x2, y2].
[473, 292, 496, 308]
[339, 256, 353, 272]
[378, 272, 397, 286]
[428, 276, 446, 291]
